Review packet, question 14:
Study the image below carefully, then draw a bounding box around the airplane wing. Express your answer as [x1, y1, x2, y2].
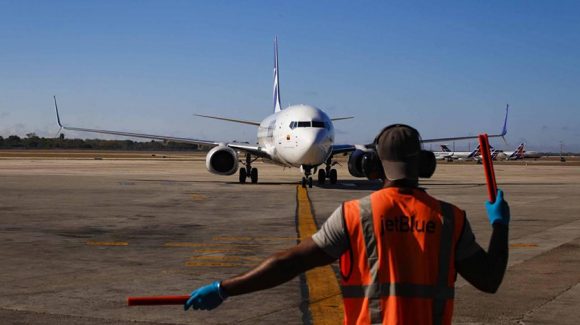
[193, 114, 261, 126]
[227, 143, 271, 159]
[330, 105, 509, 155]
[422, 105, 509, 143]
[331, 116, 354, 121]
[54, 97, 272, 159]
[330, 144, 358, 155]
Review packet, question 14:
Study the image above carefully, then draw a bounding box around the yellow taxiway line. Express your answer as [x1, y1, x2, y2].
[296, 185, 344, 324]
[86, 241, 128, 247]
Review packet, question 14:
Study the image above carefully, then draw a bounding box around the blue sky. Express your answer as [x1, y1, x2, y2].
[1, 1, 579, 152]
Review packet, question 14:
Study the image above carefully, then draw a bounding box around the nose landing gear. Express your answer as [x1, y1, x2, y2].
[301, 165, 313, 188]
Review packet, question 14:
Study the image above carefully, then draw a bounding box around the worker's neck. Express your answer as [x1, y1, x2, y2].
[383, 178, 419, 189]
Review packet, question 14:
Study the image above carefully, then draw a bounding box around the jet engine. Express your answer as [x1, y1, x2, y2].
[206, 145, 239, 175]
[347, 149, 367, 178]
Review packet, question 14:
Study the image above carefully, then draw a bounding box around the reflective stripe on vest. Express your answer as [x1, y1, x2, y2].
[434, 201, 454, 325]
[347, 196, 456, 325]
[358, 196, 382, 323]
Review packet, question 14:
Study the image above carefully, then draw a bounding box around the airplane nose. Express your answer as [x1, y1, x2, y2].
[295, 129, 330, 165]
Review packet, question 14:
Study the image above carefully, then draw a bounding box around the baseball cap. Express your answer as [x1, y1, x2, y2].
[376, 124, 421, 180]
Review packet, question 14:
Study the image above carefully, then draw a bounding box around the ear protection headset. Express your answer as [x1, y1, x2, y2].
[361, 124, 437, 180]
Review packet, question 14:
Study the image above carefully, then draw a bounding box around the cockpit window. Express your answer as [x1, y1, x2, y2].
[290, 121, 330, 129]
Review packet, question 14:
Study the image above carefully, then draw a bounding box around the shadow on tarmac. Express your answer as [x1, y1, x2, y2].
[130, 178, 383, 190]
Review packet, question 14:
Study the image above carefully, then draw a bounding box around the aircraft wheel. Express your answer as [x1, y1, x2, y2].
[317, 169, 326, 184]
[301, 177, 307, 188]
[239, 168, 247, 184]
[329, 169, 338, 184]
[251, 168, 258, 184]
[308, 177, 313, 188]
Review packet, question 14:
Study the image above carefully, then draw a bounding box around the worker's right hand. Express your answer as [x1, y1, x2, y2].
[485, 189, 510, 226]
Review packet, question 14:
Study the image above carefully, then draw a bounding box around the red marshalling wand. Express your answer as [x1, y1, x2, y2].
[127, 295, 190, 306]
[478, 133, 498, 203]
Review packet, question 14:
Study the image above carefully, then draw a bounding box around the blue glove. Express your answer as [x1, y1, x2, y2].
[184, 281, 228, 311]
[485, 189, 510, 226]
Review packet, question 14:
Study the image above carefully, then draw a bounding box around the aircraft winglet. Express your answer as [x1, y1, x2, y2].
[53, 96, 65, 137]
[501, 104, 509, 137]
[54, 96, 63, 128]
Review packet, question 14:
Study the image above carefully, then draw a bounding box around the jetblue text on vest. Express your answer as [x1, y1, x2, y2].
[381, 215, 436, 234]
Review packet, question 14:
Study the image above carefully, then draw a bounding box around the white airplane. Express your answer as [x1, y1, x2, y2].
[433, 145, 454, 161]
[495, 143, 541, 160]
[454, 145, 482, 161]
[53, 38, 509, 187]
[433, 144, 482, 161]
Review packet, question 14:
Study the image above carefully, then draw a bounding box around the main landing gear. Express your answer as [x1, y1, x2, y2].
[301, 158, 338, 188]
[317, 157, 338, 185]
[239, 153, 258, 184]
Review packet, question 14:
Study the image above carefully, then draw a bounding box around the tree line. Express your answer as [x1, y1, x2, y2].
[0, 133, 203, 151]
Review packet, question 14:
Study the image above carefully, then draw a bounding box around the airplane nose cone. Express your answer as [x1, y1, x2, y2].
[295, 129, 331, 165]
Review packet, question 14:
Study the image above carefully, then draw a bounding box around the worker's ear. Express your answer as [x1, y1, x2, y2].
[418, 150, 436, 178]
[361, 151, 385, 180]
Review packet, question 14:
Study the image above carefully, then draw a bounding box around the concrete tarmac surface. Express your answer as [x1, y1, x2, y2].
[0, 152, 579, 324]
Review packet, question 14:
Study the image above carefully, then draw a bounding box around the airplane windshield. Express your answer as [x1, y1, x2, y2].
[289, 121, 328, 129]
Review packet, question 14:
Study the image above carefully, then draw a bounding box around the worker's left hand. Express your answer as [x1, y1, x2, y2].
[485, 189, 510, 226]
[184, 281, 228, 311]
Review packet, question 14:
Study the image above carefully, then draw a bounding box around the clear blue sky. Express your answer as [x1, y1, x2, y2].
[1, 1, 579, 152]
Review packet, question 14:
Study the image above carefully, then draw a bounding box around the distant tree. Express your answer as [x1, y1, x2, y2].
[0, 134, 204, 151]
[7, 135, 23, 148]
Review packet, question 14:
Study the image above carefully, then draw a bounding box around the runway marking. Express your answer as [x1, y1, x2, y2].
[212, 236, 301, 241]
[164, 242, 260, 248]
[190, 193, 208, 201]
[86, 241, 128, 247]
[457, 219, 580, 288]
[190, 248, 256, 253]
[507, 219, 580, 268]
[296, 185, 344, 324]
[189, 255, 263, 261]
[211, 236, 252, 241]
[185, 261, 251, 267]
[511, 243, 539, 248]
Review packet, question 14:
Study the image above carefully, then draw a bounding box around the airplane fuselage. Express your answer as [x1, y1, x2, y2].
[257, 104, 334, 168]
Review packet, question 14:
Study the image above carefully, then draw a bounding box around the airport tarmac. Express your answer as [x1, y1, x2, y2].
[0, 151, 579, 324]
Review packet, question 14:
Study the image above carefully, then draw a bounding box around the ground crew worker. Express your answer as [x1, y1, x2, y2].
[184, 124, 510, 325]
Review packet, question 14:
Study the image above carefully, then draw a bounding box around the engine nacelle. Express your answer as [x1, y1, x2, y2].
[206, 145, 239, 175]
[347, 149, 367, 178]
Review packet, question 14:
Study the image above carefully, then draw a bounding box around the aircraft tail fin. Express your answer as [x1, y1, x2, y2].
[440, 144, 452, 152]
[509, 143, 525, 160]
[467, 144, 481, 159]
[273, 36, 282, 113]
[490, 145, 499, 160]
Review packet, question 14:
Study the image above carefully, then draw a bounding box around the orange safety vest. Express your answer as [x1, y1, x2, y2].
[339, 187, 465, 325]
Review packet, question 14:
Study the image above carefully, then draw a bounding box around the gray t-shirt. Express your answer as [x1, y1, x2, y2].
[312, 206, 481, 261]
